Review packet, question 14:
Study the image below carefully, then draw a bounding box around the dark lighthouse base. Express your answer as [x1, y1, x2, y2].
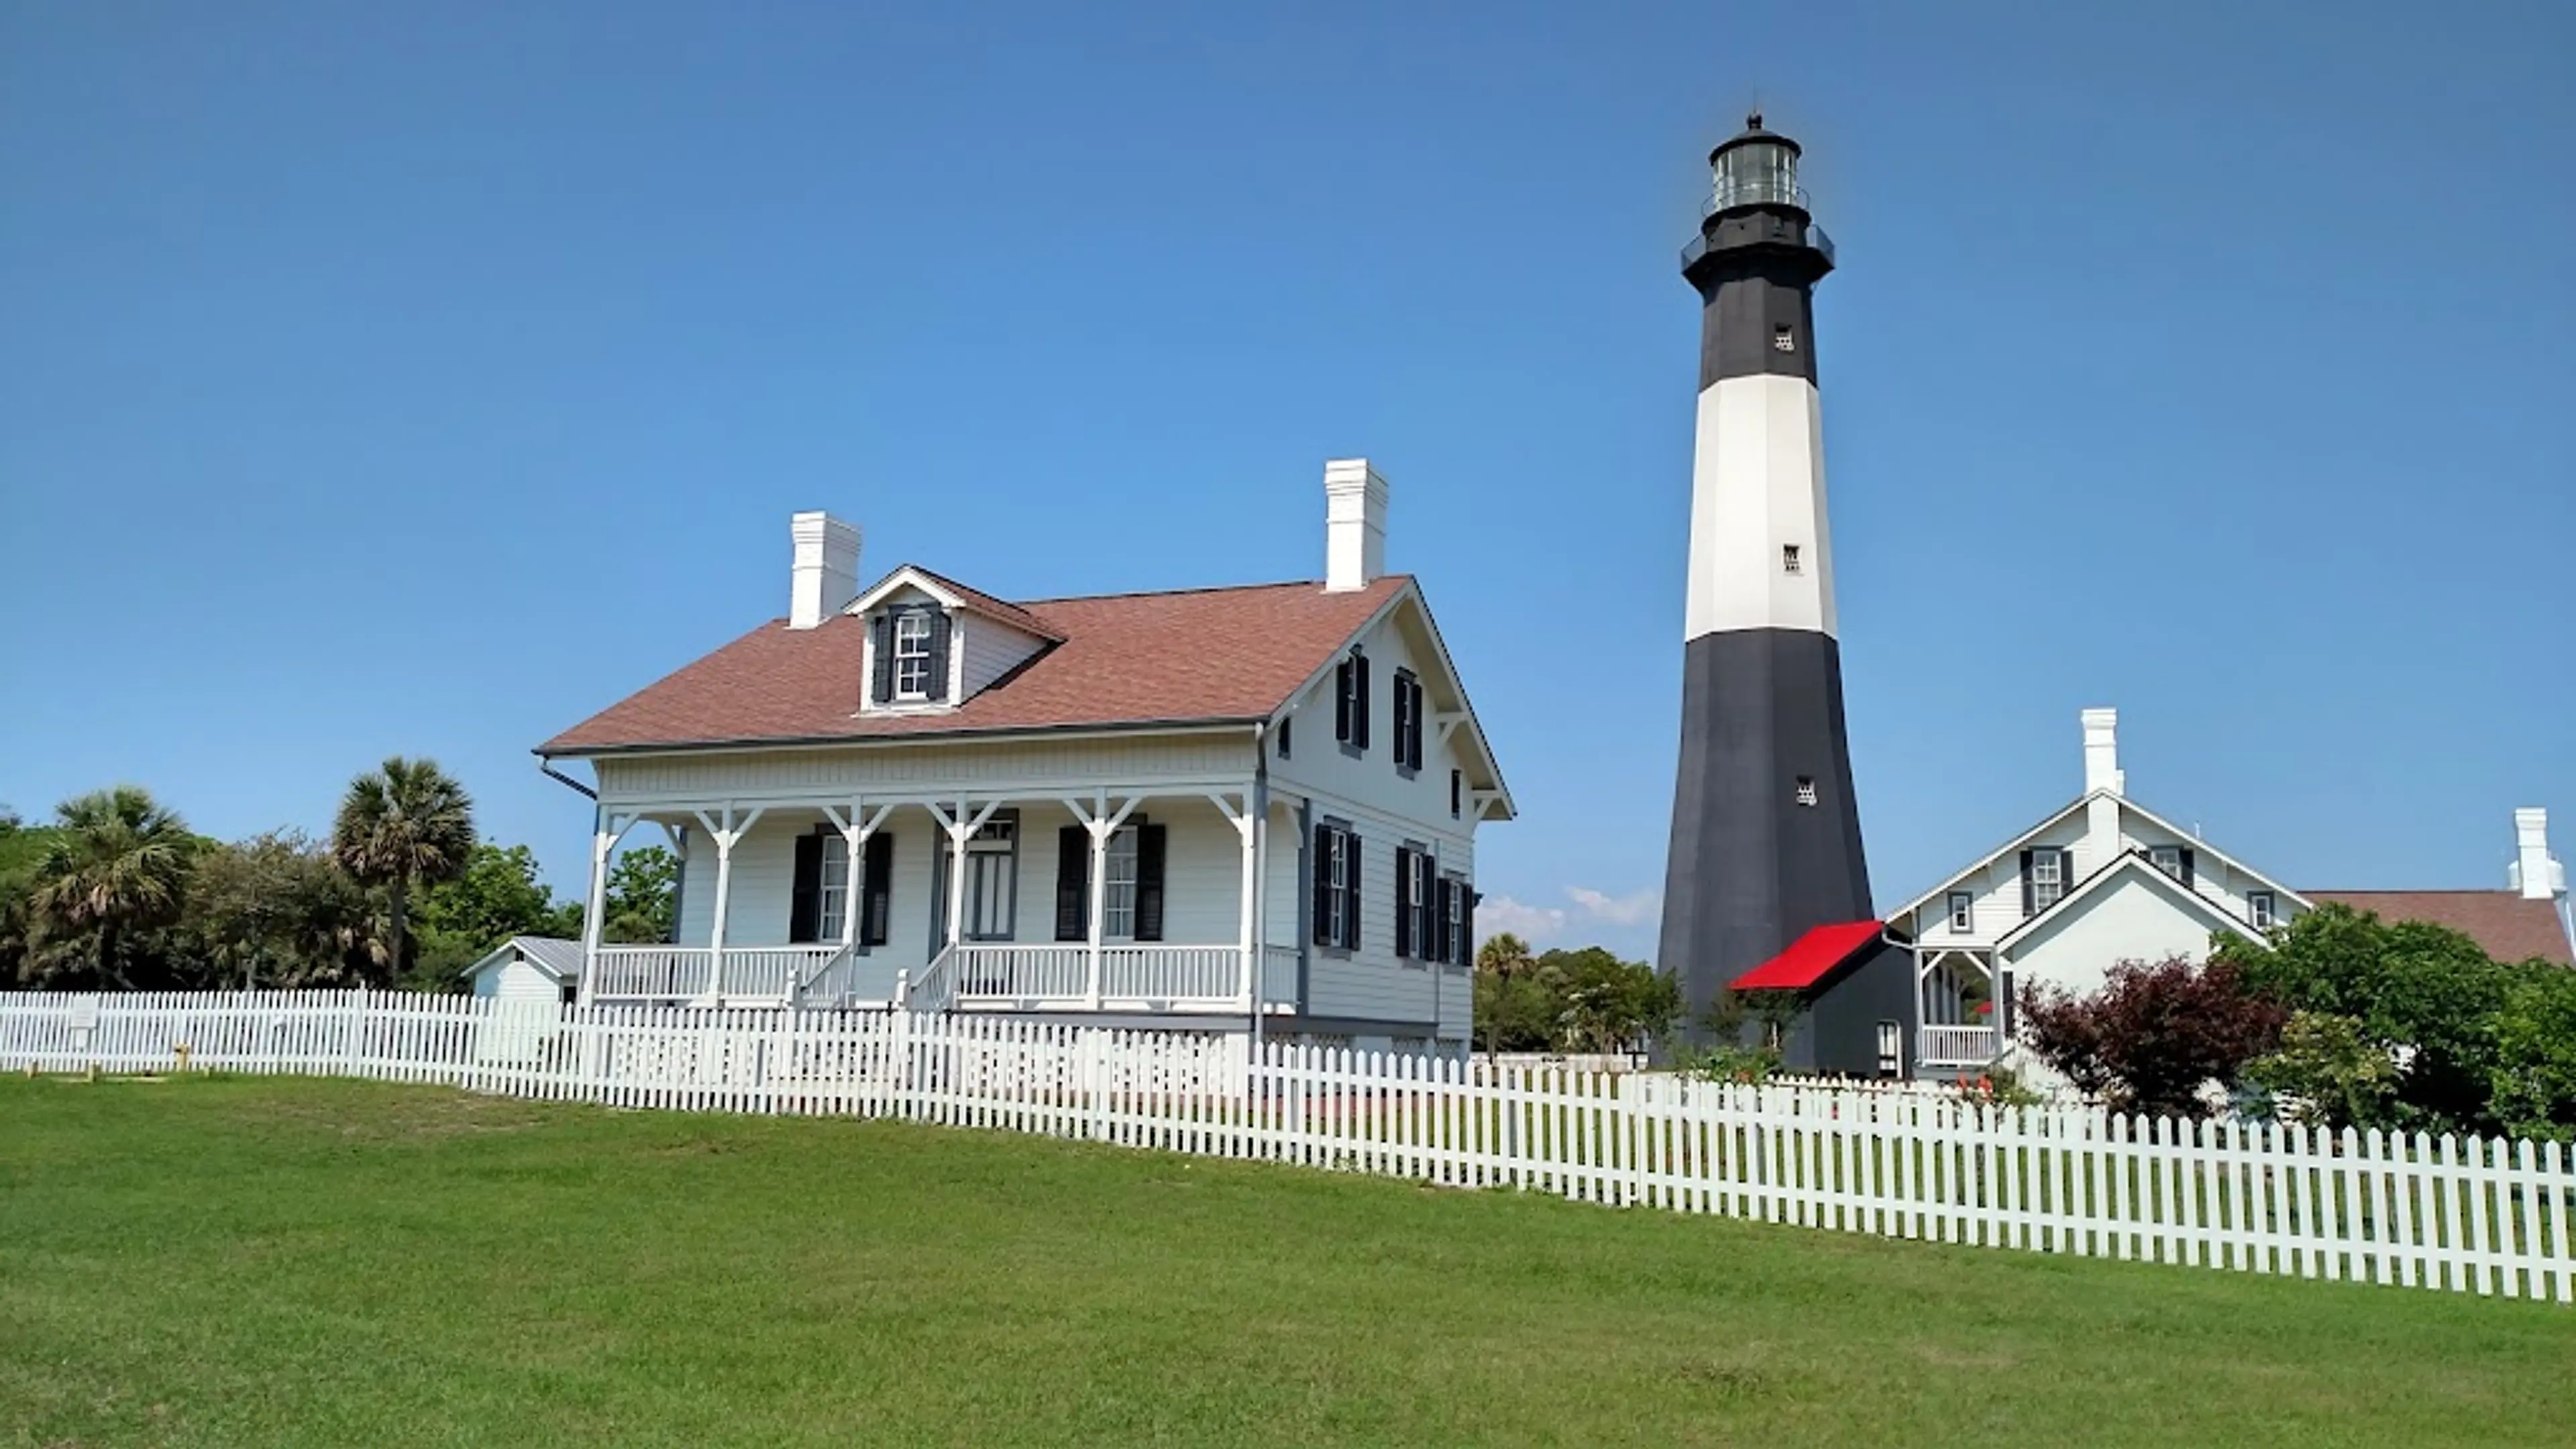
[1658, 627, 1874, 1040]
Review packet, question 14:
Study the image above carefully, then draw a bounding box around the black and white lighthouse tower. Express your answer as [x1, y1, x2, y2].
[1658, 115, 1873, 1035]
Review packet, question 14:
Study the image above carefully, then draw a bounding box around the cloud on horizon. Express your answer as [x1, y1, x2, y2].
[1474, 884, 1662, 947]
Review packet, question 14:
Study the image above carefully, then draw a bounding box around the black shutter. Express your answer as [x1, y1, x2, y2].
[1134, 822, 1167, 943]
[1354, 657, 1371, 749]
[1311, 824, 1333, 947]
[1430, 876, 1451, 964]
[1393, 847, 1414, 957]
[1342, 835, 1362, 949]
[926, 611, 953, 700]
[2019, 849, 2036, 917]
[869, 613, 894, 704]
[1055, 826, 1088, 942]
[2178, 847, 2196, 890]
[789, 831, 824, 943]
[1334, 661, 1353, 743]
[1461, 885, 1478, 967]
[861, 833, 894, 947]
[1391, 677, 1410, 769]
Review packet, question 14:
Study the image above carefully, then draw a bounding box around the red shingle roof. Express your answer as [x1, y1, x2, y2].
[2302, 891, 2575, 967]
[539, 576, 1409, 755]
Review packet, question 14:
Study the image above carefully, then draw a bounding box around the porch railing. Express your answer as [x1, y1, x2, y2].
[590, 945, 849, 1005]
[954, 943, 1087, 1002]
[590, 946, 713, 1001]
[1918, 1024, 2003, 1068]
[1102, 945, 1238, 1003]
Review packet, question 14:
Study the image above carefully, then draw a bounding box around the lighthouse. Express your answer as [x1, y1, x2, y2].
[1657, 115, 1874, 1036]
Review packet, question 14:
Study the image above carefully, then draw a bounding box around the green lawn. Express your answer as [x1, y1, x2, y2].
[3, 1077, 2571, 1447]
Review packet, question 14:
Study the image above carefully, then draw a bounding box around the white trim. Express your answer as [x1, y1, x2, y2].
[1886, 789, 2312, 926]
[1992, 850, 2261, 956]
[1266, 581, 1517, 822]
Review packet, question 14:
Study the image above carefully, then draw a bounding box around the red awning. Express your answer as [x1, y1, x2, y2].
[1728, 920, 1888, 991]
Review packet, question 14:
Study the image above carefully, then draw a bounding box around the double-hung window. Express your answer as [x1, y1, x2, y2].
[1311, 821, 1360, 951]
[1394, 844, 1433, 960]
[1335, 652, 1371, 752]
[893, 612, 934, 699]
[1391, 670, 1424, 774]
[1103, 824, 1141, 941]
[2032, 851, 2063, 910]
[818, 835, 850, 941]
[2022, 848, 2070, 916]
[2247, 890, 2277, 930]
[1947, 890, 1974, 932]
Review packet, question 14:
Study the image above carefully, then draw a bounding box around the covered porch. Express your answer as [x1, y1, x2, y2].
[1916, 947, 2006, 1071]
[576, 784, 1299, 1018]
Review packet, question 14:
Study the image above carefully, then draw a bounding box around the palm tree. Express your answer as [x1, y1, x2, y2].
[331, 757, 476, 977]
[24, 786, 195, 988]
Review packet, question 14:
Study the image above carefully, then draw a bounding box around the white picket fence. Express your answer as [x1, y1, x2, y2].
[5, 989, 2573, 1303]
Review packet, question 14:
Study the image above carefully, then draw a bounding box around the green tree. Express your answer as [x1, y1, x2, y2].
[185, 831, 378, 989]
[20, 787, 196, 989]
[1540, 946, 1682, 1054]
[601, 845, 680, 945]
[329, 758, 476, 977]
[2218, 905, 2514, 1134]
[1474, 931, 1536, 977]
[411, 843, 582, 985]
[2487, 969, 2576, 1142]
[2242, 1010, 2399, 1130]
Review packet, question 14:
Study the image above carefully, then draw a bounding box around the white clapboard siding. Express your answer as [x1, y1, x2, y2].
[4, 990, 2571, 1304]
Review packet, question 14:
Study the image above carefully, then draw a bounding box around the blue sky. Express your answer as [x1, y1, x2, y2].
[3, 2, 2569, 961]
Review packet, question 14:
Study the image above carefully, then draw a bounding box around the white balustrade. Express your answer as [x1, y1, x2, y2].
[1918, 1024, 2002, 1067]
[1100, 945, 1238, 1003]
[953, 944, 1089, 1002]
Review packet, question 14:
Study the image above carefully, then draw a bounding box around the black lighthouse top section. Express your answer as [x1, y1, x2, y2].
[1682, 113, 1835, 289]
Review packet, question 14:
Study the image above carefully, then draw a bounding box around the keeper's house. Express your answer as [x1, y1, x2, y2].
[537, 460, 1509, 1056]
[1733, 708, 2571, 1080]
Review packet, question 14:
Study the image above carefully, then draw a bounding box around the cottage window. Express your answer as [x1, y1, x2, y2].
[2248, 890, 2277, 930]
[893, 612, 934, 699]
[2031, 851, 2064, 911]
[1947, 890, 1973, 932]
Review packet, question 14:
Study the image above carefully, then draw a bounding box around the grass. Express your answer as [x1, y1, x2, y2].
[3, 1077, 2571, 1448]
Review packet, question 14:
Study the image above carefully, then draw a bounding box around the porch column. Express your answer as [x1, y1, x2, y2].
[823, 800, 892, 951]
[1210, 791, 1256, 1012]
[930, 797, 1002, 959]
[694, 804, 764, 1001]
[577, 808, 613, 1008]
[1064, 791, 1140, 1009]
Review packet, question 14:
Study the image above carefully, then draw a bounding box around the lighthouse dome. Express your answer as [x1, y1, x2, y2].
[1708, 113, 1806, 214]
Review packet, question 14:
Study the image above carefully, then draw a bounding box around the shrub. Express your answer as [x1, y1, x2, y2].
[2017, 955, 2287, 1118]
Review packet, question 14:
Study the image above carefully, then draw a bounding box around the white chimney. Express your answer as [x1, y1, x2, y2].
[2510, 807, 2565, 900]
[2081, 707, 2124, 796]
[788, 511, 861, 629]
[1323, 458, 1387, 592]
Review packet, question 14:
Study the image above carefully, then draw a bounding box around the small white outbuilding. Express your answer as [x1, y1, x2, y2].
[460, 936, 584, 1004]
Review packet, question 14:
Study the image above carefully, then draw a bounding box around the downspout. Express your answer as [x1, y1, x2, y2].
[1250, 722, 1270, 1057]
[537, 755, 598, 800]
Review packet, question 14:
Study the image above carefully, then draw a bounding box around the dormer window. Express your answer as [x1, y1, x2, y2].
[894, 612, 934, 698]
[869, 603, 951, 708]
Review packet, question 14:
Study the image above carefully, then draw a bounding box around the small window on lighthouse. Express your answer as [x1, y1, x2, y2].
[1794, 777, 1818, 807]
[1773, 325, 1796, 352]
[1782, 544, 1803, 575]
